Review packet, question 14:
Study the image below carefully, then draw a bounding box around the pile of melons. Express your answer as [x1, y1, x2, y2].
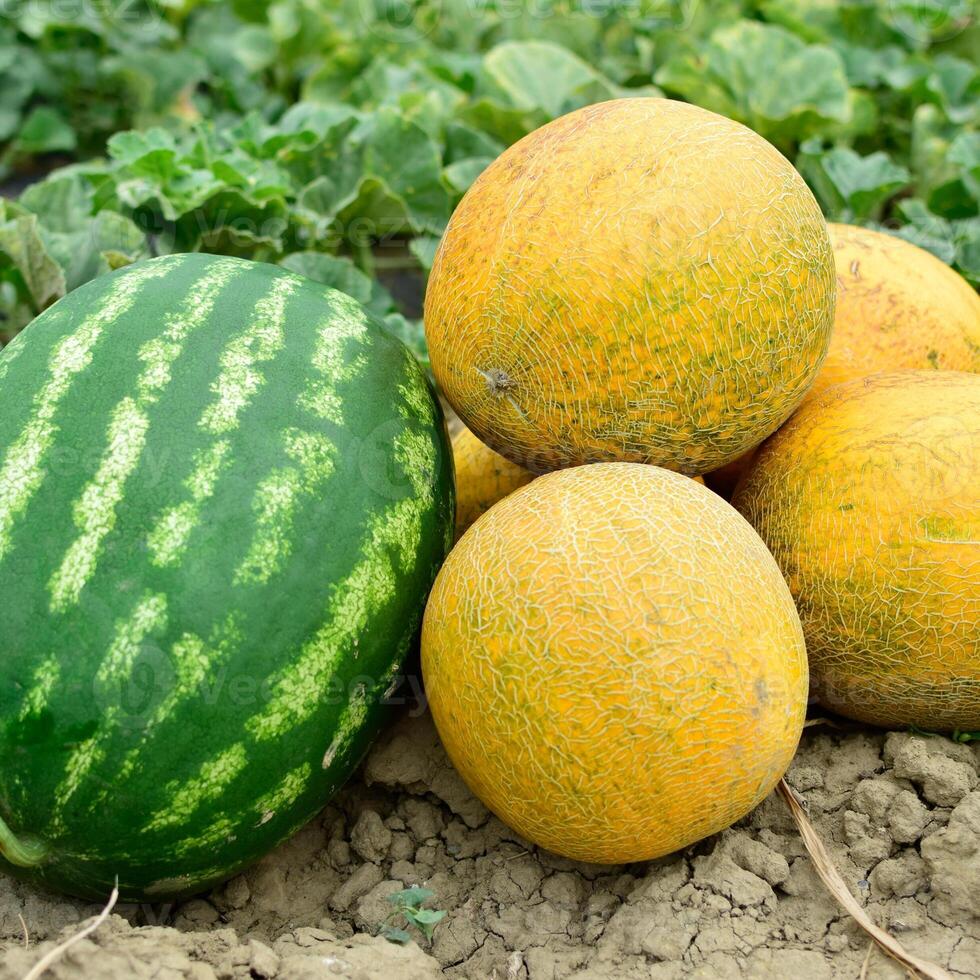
[421, 98, 980, 865]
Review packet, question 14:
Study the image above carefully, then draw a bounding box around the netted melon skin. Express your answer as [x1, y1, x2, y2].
[709, 224, 980, 498]
[735, 372, 980, 732]
[810, 224, 980, 400]
[422, 463, 808, 865]
[425, 98, 835, 475]
[452, 425, 535, 538]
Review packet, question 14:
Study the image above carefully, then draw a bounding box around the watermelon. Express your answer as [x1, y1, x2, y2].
[0, 253, 454, 901]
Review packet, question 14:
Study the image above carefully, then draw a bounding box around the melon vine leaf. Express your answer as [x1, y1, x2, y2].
[380, 887, 446, 946]
[799, 144, 912, 222]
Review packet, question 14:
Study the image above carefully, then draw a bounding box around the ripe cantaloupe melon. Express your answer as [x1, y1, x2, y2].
[452, 424, 705, 537]
[425, 98, 835, 475]
[707, 224, 980, 499]
[422, 463, 808, 864]
[814, 224, 980, 399]
[452, 425, 534, 537]
[734, 371, 980, 731]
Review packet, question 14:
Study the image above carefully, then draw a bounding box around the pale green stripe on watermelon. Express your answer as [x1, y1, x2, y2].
[47, 259, 244, 612]
[234, 429, 338, 586]
[18, 657, 60, 721]
[146, 274, 297, 568]
[48, 398, 151, 611]
[144, 743, 248, 833]
[297, 299, 370, 424]
[160, 616, 244, 719]
[51, 592, 169, 818]
[397, 378, 438, 428]
[233, 306, 372, 586]
[246, 553, 394, 742]
[91, 615, 244, 809]
[247, 422, 439, 743]
[256, 763, 313, 826]
[138, 398, 441, 842]
[199, 275, 297, 435]
[0, 259, 177, 565]
[175, 817, 238, 858]
[146, 441, 232, 567]
[0, 307, 67, 385]
[52, 737, 103, 817]
[321, 685, 370, 770]
[172, 762, 311, 859]
[94, 592, 169, 687]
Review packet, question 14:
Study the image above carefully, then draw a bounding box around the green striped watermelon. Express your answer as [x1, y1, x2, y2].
[0, 253, 454, 902]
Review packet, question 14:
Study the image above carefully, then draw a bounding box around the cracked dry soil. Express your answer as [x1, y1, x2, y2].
[3, 710, 980, 980]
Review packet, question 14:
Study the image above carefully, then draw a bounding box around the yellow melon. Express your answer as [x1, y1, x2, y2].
[707, 225, 980, 498]
[813, 224, 980, 400]
[452, 424, 705, 536]
[734, 371, 980, 731]
[424, 98, 835, 475]
[452, 425, 535, 537]
[422, 463, 808, 864]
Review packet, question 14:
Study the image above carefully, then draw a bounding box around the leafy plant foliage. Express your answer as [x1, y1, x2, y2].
[1, 0, 977, 345]
[380, 886, 447, 945]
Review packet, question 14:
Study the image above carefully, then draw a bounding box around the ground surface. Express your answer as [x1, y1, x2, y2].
[2, 711, 979, 980]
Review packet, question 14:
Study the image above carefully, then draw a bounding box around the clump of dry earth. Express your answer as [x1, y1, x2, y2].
[3, 711, 979, 979]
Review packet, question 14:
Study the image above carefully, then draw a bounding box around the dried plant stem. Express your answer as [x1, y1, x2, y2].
[22, 881, 119, 980]
[859, 940, 875, 980]
[778, 780, 951, 980]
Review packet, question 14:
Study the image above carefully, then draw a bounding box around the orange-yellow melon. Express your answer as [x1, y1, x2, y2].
[452, 425, 535, 537]
[453, 424, 704, 536]
[422, 463, 808, 864]
[708, 225, 980, 498]
[734, 372, 980, 731]
[425, 98, 835, 475]
[813, 224, 980, 400]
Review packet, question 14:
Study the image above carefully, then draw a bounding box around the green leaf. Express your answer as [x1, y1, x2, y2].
[342, 108, 451, 236]
[381, 926, 412, 945]
[894, 199, 957, 262]
[18, 173, 95, 234]
[412, 908, 447, 926]
[15, 107, 77, 154]
[408, 235, 440, 273]
[16, 171, 148, 290]
[799, 144, 911, 222]
[948, 131, 980, 204]
[911, 105, 980, 218]
[953, 729, 980, 743]
[481, 41, 612, 119]
[894, 199, 980, 286]
[279, 252, 396, 317]
[924, 55, 979, 126]
[0, 214, 66, 312]
[444, 158, 491, 195]
[50, 213, 148, 293]
[444, 121, 504, 165]
[228, 25, 278, 73]
[655, 21, 852, 147]
[383, 314, 429, 370]
[388, 886, 434, 910]
[409, 906, 446, 941]
[889, 0, 976, 48]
